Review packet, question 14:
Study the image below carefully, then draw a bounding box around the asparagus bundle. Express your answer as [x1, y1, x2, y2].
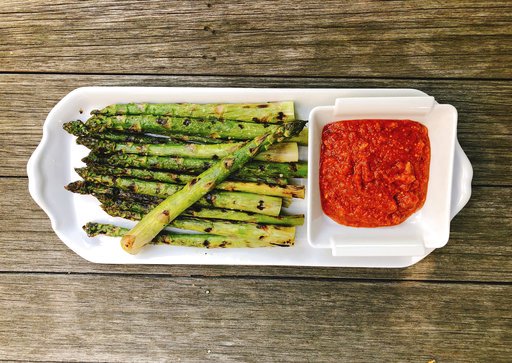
[84, 223, 292, 248]
[120, 120, 305, 254]
[92, 101, 295, 123]
[64, 101, 308, 254]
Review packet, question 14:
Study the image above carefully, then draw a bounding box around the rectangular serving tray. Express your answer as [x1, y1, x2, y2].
[27, 87, 472, 267]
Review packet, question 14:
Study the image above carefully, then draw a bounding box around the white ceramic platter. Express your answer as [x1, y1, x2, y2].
[27, 87, 473, 267]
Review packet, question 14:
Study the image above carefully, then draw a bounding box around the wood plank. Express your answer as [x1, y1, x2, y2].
[0, 1, 511, 78]
[0, 74, 511, 185]
[0, 274, 510, 362]
[2, 178, 511, 282]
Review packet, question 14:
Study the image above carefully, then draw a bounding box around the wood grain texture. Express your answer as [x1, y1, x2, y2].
[0, 274, 510, 362]
[0, 0, 511, 78]
[1, 74, 511, 185]
[1, 2, 511, 360]
[2, 178, 511, 282]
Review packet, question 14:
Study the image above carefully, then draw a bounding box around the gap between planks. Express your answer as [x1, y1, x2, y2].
[0, 71, 511, 82]
[0, 271, 511, 286]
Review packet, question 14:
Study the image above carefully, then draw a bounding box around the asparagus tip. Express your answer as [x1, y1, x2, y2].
[65, 180, 93, 195]
[83, 222, 101, 237]
[282, 120, 307, 139]
[63, 120, 88, 137]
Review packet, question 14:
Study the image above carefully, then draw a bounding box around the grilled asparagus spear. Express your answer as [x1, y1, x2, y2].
[72, 170, 284, 217]
[84, 222, 292, 248]
[91, 101, 295, 124]
[67, 181, 302, 226]
[102, 206, 295, 245]
[98, 194, 304, 226]
[85, 114, 308, 145]
[63, 120, 229, 144]
[77, 166, 304, 198]
[77, 137, 299, 163]
[83, 153, 308, 179]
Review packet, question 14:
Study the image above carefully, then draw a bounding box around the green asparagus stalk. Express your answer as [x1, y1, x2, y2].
[84, 222, 292, 248]
[79, 166, 304, 198]
[98, 194, 304, 226]
[102, 206, 295, 245]
[64, 120, 171, 144]
[65, 181, 161, 204]
[67, 180, 294, 212]
[83, 153, 308, 179]
[91, 101, 295, 123]
[85, 114, 308, 145]
[63, 120, 231, 145]
[83, 158, 288, 185]
[120, 120, 306, 254]
[73, 170, 284, 216]
[77, 137, 299, 163]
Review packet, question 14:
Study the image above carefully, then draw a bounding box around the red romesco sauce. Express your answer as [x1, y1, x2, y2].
[320, 119, 430, 227]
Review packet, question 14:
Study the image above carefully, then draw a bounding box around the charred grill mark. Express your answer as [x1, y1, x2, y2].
[263, 123, 270, 128]
[204, 227, 213, 232]
[271, 242, 291, 247]
[219, 241, 228, 248]
[189, 178, 198, 186]
[162, 210, 170, 216]
[129, 124, 141, 132]
[205, 193, 215, 204]
[223, 159, 234, 168]
[156, 117, 167, 126]
[257, 104, 269, 108]
[252, 117, 259, 122]
[259, 236, 264, 240]
[212, 154, 219, 160]
[127, 182, 137, 193]
[256, 224, 269, 230]
[257, 200, 265, 210]
[122, 235, 135, 249]
[183, 119, 191, 126]
[276, 112, 285, 121]
[238, 124, 244, 129]
[203, 240, 210, 247]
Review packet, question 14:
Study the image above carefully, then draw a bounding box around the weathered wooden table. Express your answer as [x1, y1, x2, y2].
[1, 1, 511, 361]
